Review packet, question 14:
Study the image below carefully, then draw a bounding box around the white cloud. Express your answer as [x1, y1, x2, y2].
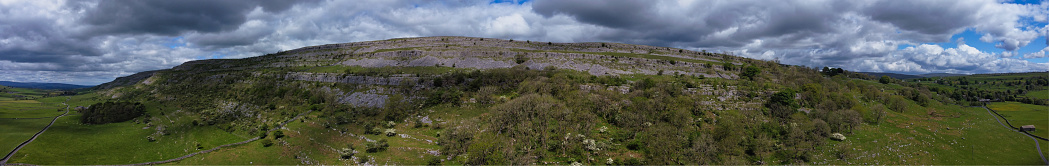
[1026, 47, 1049, 59]
[0, 0, 1047, 85]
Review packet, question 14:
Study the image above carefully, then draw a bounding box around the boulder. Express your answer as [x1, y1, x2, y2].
[830, 133, 846, 141]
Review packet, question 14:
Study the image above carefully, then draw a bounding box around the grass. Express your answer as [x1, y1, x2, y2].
[7, 114, 246, 164]
[0, 118, 53, 155]
[1027, 90, 1049, 100]
[0, 95, 81, 158]
[5, 93, 247, 165]
[175, 109, 447, 165]
[0, 100, 64, 119]
[813, 104, 1047, 165]
[987, 102, 1049, 138]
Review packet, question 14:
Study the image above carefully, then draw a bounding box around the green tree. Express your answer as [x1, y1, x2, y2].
[742, 65, 760, 80]
[769, 89, 797, 119]
[879, 76, 893, 84]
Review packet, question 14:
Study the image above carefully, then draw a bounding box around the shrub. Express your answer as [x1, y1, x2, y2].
[339, 145, 355, 159]
[366, 139, 389, 153]
[426, 156, 442, 166]
[742, 65, 760, 79]
[261, 139, 274, 147]
[358, 156, 370, 163]
[439, 125, 475, 157]
[384, 129, 397, 137]
[273, 130, 285, 139]
[769, 89, 797, 119]
[515, 54, 528, 64]
[879, 76, 893, 84]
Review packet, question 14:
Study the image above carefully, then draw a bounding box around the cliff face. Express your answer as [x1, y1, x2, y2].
[97, 36, 752, 109]
[94, 70, 158, 90]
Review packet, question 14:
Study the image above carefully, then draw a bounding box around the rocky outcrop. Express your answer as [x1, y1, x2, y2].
[94, 70, 159, 90]
[282, 72, 419, 86]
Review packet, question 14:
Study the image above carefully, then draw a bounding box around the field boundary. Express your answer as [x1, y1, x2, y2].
[982, 104, 1049, 141]
[980, 106, 1048, 164]
[0, 97, 70, 164]
[0, 117, 53, 120]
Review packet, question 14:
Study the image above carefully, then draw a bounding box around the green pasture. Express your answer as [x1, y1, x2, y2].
[987, 102, 1049, 138]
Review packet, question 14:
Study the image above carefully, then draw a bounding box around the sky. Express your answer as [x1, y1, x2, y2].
[0, 0, 1047, 85]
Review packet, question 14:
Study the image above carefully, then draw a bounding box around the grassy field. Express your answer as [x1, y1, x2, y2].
[0, 95, 71, 156]
[1027, 90, 1049, 100]
[813, 101, 1047, 165]
[6, 113, 247, 165]
[0, 119, 53, 155]
[987, 102, 1049, 138]
[4, 92, 250, 165]
[173, 110, 445, 165]
[0, 88, 47, 101]
[0, 100, 64, 119]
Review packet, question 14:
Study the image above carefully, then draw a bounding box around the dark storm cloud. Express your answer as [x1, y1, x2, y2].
[78, 0, 311, 36]
[532, 0, 853, 48]
[861, 0, 977, 38]
[0, 13, 102, 63]
[533, 0, 651, 29]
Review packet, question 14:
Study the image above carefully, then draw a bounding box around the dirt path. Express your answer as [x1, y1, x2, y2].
[981, 106, 1048, 164]
[0, 97, 70, 164]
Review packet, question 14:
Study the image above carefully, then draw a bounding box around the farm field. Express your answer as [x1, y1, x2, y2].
[1027, 90, 1049, 100]
[987, 102, 1049, 138]
[6, 113, 247, 165]
[0, 119, 53, 156]
[814, 104, 1047, 165]
[3, 92, 246, 165]
[0, 93, 72, 159]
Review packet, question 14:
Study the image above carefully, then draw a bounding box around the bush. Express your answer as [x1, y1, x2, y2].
[366, 139, 389, 153]
[439, 125, 475, 157]
[358, 156, 370, 163]
[261, 139, 274, 147]
[515, 54, 528, 64]
[339, 145, 355, 159]
[879, 76, 893, 84]
[384, 129, 397, 137]
[742, 65, 760, 79]
[426, 156, 442, 166]
[425, 89, 463, 107]
[768, 89, 797, 119]
[273, 130, 285, 139]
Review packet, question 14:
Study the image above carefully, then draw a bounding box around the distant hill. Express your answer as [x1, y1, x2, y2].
[0, 81, 92, 90]
[859, 72, 924, 80]
[859, 72, 968, 80]
[918, 73, 967, 77]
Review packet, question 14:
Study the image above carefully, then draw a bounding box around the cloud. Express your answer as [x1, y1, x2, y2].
[77, 0, 312, 36]
[1026, 47, 1049, 59]
[0, 0, 1046, 85]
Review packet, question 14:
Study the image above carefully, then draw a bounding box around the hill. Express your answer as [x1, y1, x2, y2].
[858, 72, 969, 80]
[0, 81, 91, 90]
[918, 73, 967, 77]
[4, 36, 1045, 165]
